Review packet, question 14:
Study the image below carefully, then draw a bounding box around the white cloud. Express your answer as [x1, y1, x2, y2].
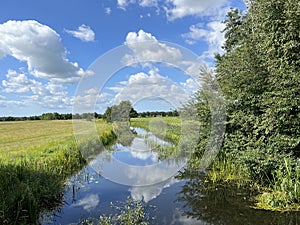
[105, 7, 112, 15]
[130, 177, 178, 202]
[131, 150, 158, 161]
[165, 0, 228, 20]
[116, 0, 229, 21]
[117, 0, 136, 9]
[2, 70, 44, 94]
[73, 194, 99, 212]
[1, 69, 73, 110]
[139, 0, 158, 7]
[108, 68, 190, 107]
[123, 30, 182, 65]
[73, 87, 111, 112]
[0, 20, 93, 83]
[182, 21, 225, 60]
[0, 99, 25, 108]
[65, 24, 95, 42]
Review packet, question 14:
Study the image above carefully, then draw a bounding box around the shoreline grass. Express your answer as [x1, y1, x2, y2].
[131, 117, 300, 212]
[0, 119, 116, 224]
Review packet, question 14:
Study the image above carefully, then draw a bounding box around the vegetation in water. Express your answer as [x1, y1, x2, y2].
[176, 168, 300, 224]
[77, 198, 153, 225]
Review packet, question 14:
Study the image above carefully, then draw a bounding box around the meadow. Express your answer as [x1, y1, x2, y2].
[0, 119, 116, 224]
[1, 115, 298, 225]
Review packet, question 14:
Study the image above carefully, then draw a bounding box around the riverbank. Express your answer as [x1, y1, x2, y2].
[0, 120, 116, 224]
[131, 117, 300, 212]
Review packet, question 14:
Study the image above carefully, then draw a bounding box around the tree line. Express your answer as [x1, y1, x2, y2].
[102, 100, 179, 122]
[0, 102, 179, 122]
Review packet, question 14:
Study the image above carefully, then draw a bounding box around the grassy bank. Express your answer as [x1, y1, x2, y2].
[130, 117, 182, 160]
[131, 117, 300, 211]
[131, 117, 181, 144]
[0, 119, 116, 224]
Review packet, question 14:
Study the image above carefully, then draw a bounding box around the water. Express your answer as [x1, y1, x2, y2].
[41, 127, 300, 225]
[41, 127, 200, 224]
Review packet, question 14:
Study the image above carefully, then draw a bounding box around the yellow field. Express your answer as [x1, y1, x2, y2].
[0, 119, 116, 224]
[0, 119, 113, 159]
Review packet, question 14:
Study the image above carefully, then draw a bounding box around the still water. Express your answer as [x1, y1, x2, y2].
[42, 127, 300, 225]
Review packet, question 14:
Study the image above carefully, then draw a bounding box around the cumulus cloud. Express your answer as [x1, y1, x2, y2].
[182, 21, 225, 60]
[117, 0, 136, 9]
[123, 30, 182, 65]
[65, 24, 95, 42]
[0, 20, 93, 83]
[2, 70, 44, 94]
[0, 99, 25, 108]
[1, 69, 73, 109]
[130, 177, 178, 202]
[73, 87, 111, 113]
[116, 0, 229, 21]
[139, 0, 158, 7]
[165, 0, 227, 20]
[108, 68, 190, 107]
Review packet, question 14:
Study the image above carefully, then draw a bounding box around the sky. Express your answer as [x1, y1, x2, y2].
[0, 0, 246, 116]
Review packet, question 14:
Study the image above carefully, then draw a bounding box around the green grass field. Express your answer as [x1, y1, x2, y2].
[0, 119, 116, 224]
[0, 117, 182, 224]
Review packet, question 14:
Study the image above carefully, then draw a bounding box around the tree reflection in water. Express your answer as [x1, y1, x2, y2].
[176, 169, 300, 225]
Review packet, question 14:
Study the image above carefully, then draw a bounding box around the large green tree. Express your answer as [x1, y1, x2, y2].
[215, 0, 300, 180]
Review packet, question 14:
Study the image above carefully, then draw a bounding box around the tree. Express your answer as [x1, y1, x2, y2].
[214, 0, 300, 181]
[103, 101, 137, 122]
[103, 107, 112, 122]
[129, 108, 138, 118]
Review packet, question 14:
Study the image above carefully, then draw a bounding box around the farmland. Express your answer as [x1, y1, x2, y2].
[0, 119, 115, 224]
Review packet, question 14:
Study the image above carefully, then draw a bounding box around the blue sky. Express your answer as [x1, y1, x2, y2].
[0, 0, 246, 116]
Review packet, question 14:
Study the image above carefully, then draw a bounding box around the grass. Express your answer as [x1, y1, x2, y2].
[203, 155, 300, 211]
[130, 117, 181, 144]
[255, 158, 300, 211]
[130, 117, 182, 160]
[132, 117, 300, 211]
[207, 157, 251, 187]
[0, 119, 116, 225]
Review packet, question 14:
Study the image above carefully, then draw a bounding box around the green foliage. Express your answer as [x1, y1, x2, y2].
[257, 158, 300, 210]
[104, 101, 137, 123]
[130, 117, 181, 144]
[187, 0, 300, 211]
[78, 198, 151, 225]
[103, 106, 112, 122]
[111, 101, 132, 122]
[215, 0, 300, 183]
[0, 120, 116, 224]
[0, 145, 85, 224]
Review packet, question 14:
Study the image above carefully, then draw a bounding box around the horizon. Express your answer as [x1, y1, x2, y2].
[0, 1, 246, 116]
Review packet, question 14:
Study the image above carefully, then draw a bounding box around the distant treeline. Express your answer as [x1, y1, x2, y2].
[138, 110, 179, 117]
[0, 110, 179, 122]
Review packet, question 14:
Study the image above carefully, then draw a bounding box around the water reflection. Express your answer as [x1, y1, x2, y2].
[90, 127, 186, 186]
[41, 126, 189, 224]
[130, 177, 179, 203]
[176, 169, 300, 225]
[72, 194, 100, 212]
